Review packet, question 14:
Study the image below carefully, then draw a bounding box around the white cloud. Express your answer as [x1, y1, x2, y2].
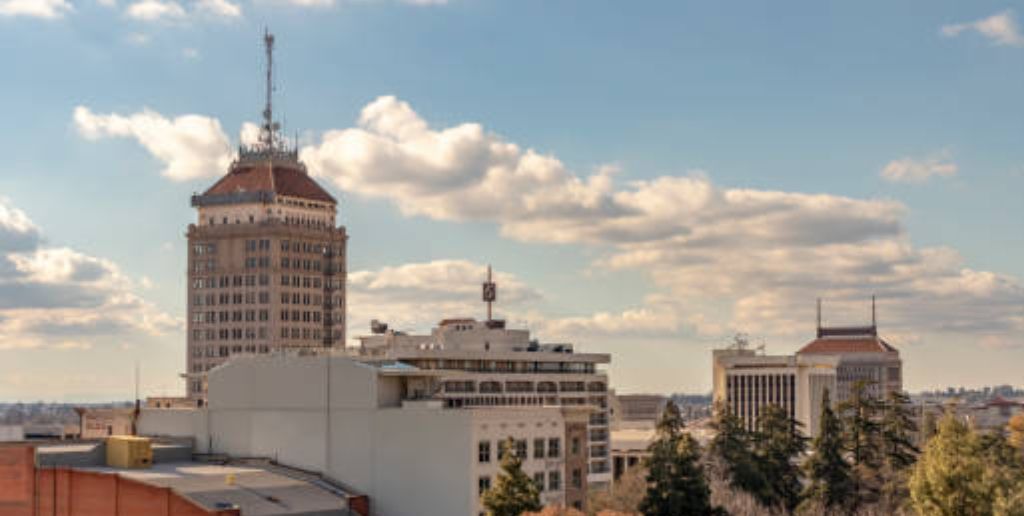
[194, 0, 239, 18]
[0, 198, 180, 351]
[0, 0, 72, 18]
[73, 106, 233, 181]
[303, 96, 1024, 349]
[942, 10, 1024, 47]
[182, 47, 200, 59]
[880, 152, 958, 183]
[124, 0, 185, 20]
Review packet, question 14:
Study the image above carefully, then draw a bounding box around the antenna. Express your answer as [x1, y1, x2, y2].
[482, 265, 497, 322]
[871, 295, 877, 330]
[261, 28, 276, 150]
[816, 298, 822, 337]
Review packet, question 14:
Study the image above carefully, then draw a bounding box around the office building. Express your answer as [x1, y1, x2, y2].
[185, 31, 347, 401]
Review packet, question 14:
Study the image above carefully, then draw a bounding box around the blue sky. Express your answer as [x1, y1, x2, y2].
[1, 0, 1022, 400]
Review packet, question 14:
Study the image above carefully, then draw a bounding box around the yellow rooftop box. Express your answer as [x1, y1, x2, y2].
[105, 435, 152, 469]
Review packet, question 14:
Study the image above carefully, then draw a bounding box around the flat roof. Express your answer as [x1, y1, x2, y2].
[81, 462, 354, 516]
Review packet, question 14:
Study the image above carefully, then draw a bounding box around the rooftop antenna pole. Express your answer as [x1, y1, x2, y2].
[132, 360, 140, 436]
[816, 298, 822, 337]
[871, 295, 877, 331]
[262, 28, 275, 150]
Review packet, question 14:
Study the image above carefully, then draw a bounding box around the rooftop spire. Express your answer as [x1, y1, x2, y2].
[260, 28, 277, 150]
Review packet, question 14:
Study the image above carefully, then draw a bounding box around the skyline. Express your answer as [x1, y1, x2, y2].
[2, 0, 1023, 400]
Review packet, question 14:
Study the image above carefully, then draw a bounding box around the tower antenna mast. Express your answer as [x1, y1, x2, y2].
[482, 265, 497, 322]
[262, 28, 276, 150]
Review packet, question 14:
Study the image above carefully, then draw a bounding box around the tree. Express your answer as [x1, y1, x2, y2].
[754, 404, 806, 512]
[800, 389, 855, 513]
[877, 391, 920, 511]
[707, 402, 769, 506]
[909, 413, 1024, 516]
[639, 401, 720, 516]
[483, 436, 542, 516]
[1008, 413, 1024, 456]
[587, 464, 645, 515]
[839, 380, 883, 507]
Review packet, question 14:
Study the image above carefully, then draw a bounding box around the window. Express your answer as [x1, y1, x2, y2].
[281, 240, 290, 251]
[572, 468, 582, 489]
[281, 257, 290, 268]
[245, 258, 257, 269]
[281, 328, 288, 338]
[245, 275, 256, 287]
[533, 438, 545, 459]
[246, 240, 257, 252]
[281, 275, 290, 286]
[259, 239, 270, 250]
[259, 310, 268, 321]
[478, 476, 491, 497]
[533, 472, 545, 492]
[548, 471, 560, 491]
[259, 292, 269, 304]
[572, 437, 581, 456]
[515, 439, 527, 459]
[478, 441, 490, 463]
[548, 438, 560, 458]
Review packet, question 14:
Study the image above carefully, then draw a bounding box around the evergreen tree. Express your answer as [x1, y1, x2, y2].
[877, 390, 920, 511]
[839, 380, 883, 507]
[640, 401, 719, 516]
[754, 404, 807, 513]
[708, 401, 769, 505]
[800, 389, 855, 513]
[482, 436, 542, 516]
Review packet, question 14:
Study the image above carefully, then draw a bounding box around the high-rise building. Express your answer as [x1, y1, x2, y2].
[712, 299, 902, 437]
[184, 31, 347, 401]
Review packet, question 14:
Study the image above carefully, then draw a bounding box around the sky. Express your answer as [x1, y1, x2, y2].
[1, 0, 1022, 401]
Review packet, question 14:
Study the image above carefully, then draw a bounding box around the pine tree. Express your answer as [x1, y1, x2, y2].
[482, 436, 542, 516]
[708, 401, 769, 506]
[878, 390, 919, 511]
[800, 389, 854, 513]
[754, 404, 806, 513]
[640, 401, 719, 516]
[839, 380, 883, 507]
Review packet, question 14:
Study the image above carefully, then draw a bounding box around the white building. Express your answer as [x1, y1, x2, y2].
[355, 317, 613, 485]
[139, 354, 590, 516]
[712, 306, 902, 437]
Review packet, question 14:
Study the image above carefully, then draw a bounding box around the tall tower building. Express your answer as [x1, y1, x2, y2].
[185, 31, 347, 401]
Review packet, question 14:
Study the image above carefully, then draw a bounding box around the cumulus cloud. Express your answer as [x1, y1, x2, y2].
[881, 152, 958, 183]
[0, 198, 179, 350]
[303, 96, 1024, 349]
[124, 0, 185, 20]
[0, 0, 72, 18]
[194, 0, 239, 18]
[73, 106, 233, 181]
[942, 10, 1024, 47]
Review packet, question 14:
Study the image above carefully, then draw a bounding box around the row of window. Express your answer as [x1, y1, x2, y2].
[281, 310, 323, 323]
[407, 359, 598, 375]
[443, 380, 606, 394]
[193, 243, 217, 255]
[245, 239, 272, 252]
[281, 292, 323, 306]
[192, 343, 270, 358]
[478, 438, 561, 463]
[478, 471, 563, 497]
[192, 275, 270, 289]
[193, 292, 270, 307]
[191, 310, 271, 324]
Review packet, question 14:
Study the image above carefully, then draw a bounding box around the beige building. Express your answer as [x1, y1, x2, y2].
[713, 307, 902, 437]
[355, 316, 613, 486]
[140, 354, 588, 516]
[185, 33, 347, 401]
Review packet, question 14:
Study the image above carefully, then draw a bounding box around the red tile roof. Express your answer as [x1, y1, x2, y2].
[203, 163, 336, 204]
[798, 336, 897, 354]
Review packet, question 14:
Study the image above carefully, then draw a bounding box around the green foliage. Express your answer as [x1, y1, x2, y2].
[909, 413, 1024, 516]
[640, 401, 720, 516]
[482, 436, 542, 516]
[877, 391, 920, 511]
[800, 389, 855, 513]
[839, 380, 883, 507]
[754, 404, 807, 512]
[708, 402, 770, 505]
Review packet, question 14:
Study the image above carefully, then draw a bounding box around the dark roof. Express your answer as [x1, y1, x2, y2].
[798, 336, 897, 354]
[203, 162, 336, 204]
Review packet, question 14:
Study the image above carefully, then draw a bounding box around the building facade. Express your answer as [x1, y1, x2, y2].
[184, 33, 347, 401]
[355, 317, 614, 486]
[713, 315, 902, 437]
[140, 354, 587, 516]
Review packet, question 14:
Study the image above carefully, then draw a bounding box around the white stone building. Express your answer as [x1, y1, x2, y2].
[354, 317, 613, 486]
[139, 354, 590, 516]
